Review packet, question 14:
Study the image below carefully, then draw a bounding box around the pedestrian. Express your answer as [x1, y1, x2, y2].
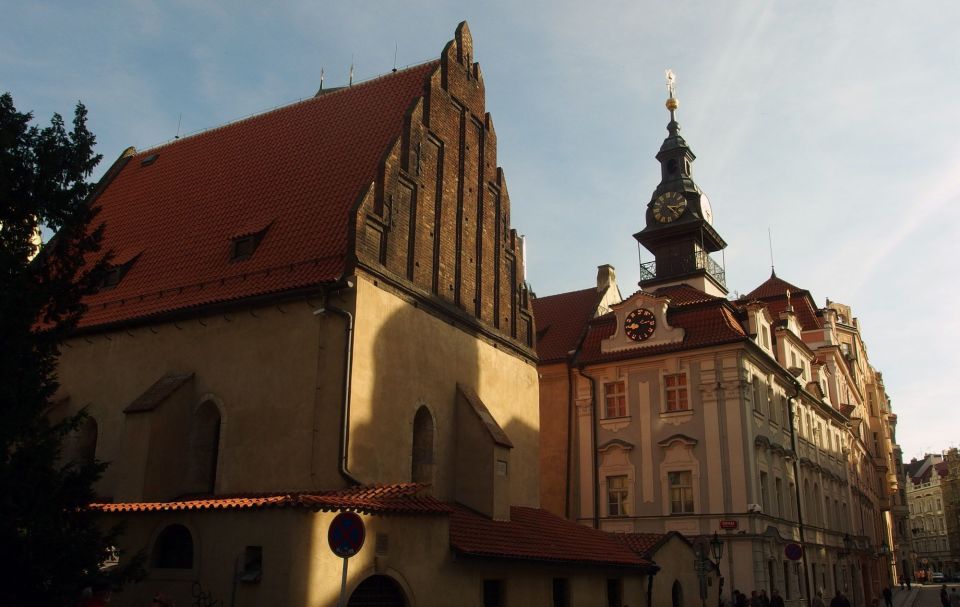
[942, 584, 950, 607]
[769, 588, 785, 607]
[905, 573, 912, 590]
[749, 590, 761, 607]
[759, 588, 771, 607]
[812, 591, 826, 607]
[882, 586, 893, 607]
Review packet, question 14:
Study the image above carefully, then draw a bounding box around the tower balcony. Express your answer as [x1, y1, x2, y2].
[639, 251, 726, 288]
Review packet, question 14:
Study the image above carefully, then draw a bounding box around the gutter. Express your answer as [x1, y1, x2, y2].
[313, 278, 360, 485]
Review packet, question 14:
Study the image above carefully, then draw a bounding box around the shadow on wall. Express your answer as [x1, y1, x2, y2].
[350, 291, 539, 508]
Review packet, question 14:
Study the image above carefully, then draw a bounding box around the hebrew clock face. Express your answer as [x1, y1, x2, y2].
[652, 191, 688, 223]
[624, 308, 656, 342]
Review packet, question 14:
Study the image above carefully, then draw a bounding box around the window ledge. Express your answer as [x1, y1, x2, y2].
[659, 409, 694, 425]
[600, 417, 631, 432]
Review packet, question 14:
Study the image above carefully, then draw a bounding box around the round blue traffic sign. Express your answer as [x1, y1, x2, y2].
[328, 511, 365, 558]
[784, 543, 803, 561]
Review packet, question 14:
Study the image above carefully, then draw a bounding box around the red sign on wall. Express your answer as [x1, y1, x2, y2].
[719, 520, 739, 530]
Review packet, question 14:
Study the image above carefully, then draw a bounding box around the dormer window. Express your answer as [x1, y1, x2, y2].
[229, 221, 272, 262]
[99, 250, 140, 290]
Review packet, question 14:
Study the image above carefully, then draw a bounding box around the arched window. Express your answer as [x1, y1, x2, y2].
[411, 406, 434, 485]
[75, 416, 98, 465]
[151, 524, 193, 569]
[671, 580, 683, 607]
[349, 575, 406, 607]
[186, 401, 221, 494]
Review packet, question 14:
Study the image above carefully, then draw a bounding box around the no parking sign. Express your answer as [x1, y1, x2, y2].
[329, 511, 366, 607]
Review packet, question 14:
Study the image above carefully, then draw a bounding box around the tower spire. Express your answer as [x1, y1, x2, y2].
[665, 68, 679, 123]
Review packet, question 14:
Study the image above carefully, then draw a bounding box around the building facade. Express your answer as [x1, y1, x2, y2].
[905, 454, 953, 579]
[534, 85, 902, 606]
[53, 23, 695, 607]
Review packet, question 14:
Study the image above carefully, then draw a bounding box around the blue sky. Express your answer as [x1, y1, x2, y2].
[4, 1, 958, 460]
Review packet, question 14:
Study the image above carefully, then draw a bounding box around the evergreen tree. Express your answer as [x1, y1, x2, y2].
[0, 92, 142, 606]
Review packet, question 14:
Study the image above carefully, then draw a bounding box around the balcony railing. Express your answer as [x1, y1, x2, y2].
[639, 251, 726, 288]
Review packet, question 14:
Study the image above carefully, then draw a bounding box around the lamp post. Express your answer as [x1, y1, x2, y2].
[695, 535, 722, 607]
[711, 533, 725, 606]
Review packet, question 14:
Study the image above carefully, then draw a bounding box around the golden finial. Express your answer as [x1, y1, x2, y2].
[665, 69, 679, 112]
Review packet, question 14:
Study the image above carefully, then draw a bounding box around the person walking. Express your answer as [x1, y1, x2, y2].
[942, 584, 950, 607]
[812, 591, 826, 607]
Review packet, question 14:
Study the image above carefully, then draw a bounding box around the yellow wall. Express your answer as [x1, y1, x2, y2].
[107, 509, 651, 607]
[56, 298, 349, 501]
[347, 273, 540, 506]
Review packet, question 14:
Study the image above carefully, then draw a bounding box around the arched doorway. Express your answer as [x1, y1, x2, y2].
[348, 575, 406, 607]
[671, 579, 683, 607]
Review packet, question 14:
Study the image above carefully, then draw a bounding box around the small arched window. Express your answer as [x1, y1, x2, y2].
[75, 416, 98, 466]
[151, 524, 193, 569]
[186, 401, 221, 494]
[411, 406, 434, 485]
[671, 580, 683, 607]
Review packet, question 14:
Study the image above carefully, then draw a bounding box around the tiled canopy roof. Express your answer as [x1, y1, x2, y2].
[449, 505, 656, 569]
[79, 61, 438, 329]
[532, 287, 602, 363]
[90, 483, 449, 515]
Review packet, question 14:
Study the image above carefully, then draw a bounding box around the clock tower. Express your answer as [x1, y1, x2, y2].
[634, 71, 727, 297]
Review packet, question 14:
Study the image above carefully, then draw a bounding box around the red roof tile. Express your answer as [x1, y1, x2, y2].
[650, 284, 724, 306]
[90, 483, 449, 515]
[449, 505, 655, 569]
[739, 273, 822, 330]
[743, 273, 803, 300]
[532, 288, 602, 363]
[616, 532, 669, 556]
[578, 301, 748, 364]
[79, 61, 439, 329]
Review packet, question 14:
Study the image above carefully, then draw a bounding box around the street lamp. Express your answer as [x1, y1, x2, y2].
[711, 532, 725, 561]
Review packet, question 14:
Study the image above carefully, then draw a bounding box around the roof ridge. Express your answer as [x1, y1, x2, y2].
[135, 59, 440, 156]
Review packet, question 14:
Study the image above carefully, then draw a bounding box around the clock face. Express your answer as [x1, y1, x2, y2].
[652, 191, 687, 223]
[624, 308, 656, 342]
[700, 192, 713, 224]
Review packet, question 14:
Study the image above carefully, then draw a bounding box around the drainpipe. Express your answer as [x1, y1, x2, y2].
[577, 367, 600, 529]
[565, 365, 576, 520]
[786, 372, 813, 605]
[646, 567, 658, 607]
[313, 279, 359, 485]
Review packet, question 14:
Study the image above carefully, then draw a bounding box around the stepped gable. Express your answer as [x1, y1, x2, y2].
[532, 287, 603, 363]
[78, 61, 439, 329]
[739, 272, 822, 330]
[578, 290, 746, 364]
[449, 504, 656, 569]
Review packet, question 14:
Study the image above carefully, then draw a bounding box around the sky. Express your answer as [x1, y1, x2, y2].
[3, 1, 958, 461]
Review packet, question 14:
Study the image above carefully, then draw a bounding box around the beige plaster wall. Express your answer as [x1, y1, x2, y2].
[56, 298, 348, 501]
[347, 274, 540, 506]
[107, 508, 650, 607]
[538, 362, 572, 518]
[649, 536, 721, 607]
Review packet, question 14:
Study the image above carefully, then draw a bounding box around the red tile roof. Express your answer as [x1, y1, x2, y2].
[650, 283, 723, 306]
[449, 505, 656, 569]
[79, 61, 439, 329]
[616, 532, 669, 556]
[90, 483, 449, 515]
[739, 273, 822, 330]
[532, 287, 602, 363]
[578, 301, 748, 364]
